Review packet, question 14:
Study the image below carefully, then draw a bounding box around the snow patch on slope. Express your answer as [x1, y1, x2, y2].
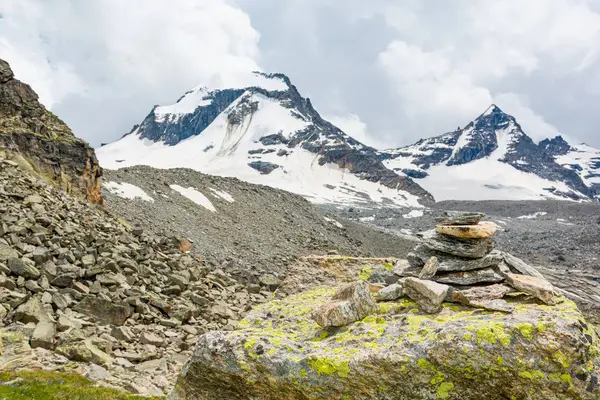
[170, 185, 216, 212]
[555, 144, 600, 188]
[154, 86, 212, 123]
[209, 188, 235, 203]
[103, 182, 154, 202]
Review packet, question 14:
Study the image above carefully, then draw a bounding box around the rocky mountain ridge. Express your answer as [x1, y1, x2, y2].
[380, 105, 600, 202]
[0, 59, 103, 206]
[97, 71, 433, 208]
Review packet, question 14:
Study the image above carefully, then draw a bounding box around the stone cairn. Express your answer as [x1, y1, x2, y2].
[313, 211, 557, 327]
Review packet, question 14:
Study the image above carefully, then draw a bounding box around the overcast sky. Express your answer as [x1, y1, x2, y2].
[2, 0, 600, 149]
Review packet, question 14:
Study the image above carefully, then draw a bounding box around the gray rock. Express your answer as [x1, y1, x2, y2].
[403, 278, 449, 314]
[469, 299, 515, 313]
[259, 274, 281, 291]
[421, 230, 493, 259]
[409, 245, 503, 272]
[418, 256, 438, 279]
[51, 292, 72, 310]
[436, 211, 486, 226]
[30, 320, 56, 349]
[435, 268, 504, 286]
[373, 282, 404, 302]
[502, 253, 545, 279]
[140, 332, 164, 347]
[74, 296, 132, 326]
[111, 326, 135, 342]
[8, 257, 41, 279]
[56, 340, 114, 366]
[312, 281, 378, 327]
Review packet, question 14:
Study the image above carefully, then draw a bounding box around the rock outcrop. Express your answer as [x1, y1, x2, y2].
[0, 58, 103, 205]
[171, 286, 600, 400]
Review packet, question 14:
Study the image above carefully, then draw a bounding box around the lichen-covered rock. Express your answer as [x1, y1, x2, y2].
[312, 282, 378, 327]
[0, 58, 103, 205]
[170, 286, 600, 400]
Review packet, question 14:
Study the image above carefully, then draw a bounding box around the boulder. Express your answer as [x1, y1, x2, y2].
[436, 211, 486, 226]
[418, 257, 438, 279]
[73, 296, 131, 326]
[56, 340, 113, 366]
[7, 257, 40, 279]
[403, 278, 449, 314]
[312, 282, 378, 327]
[171, 288, 600, 400]
[30, 320, 56, 349]
[421, 230, 493, 259]
[436, 221, 498, 239]
[506, 274, 556, 305]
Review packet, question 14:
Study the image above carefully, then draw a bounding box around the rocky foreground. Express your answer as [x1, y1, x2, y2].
[172, 213, 600, 400]
[0, 156, 280, 395]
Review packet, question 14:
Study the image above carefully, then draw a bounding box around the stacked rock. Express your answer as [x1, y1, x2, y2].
[376, 210, 557, 316]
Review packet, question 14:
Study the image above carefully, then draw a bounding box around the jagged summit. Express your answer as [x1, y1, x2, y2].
[380, 106, 599, 202]
[98, 72, 433, 208]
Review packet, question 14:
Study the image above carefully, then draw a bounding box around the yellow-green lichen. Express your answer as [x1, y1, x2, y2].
[308, 358, 350, 378]
[514, 323, 534, 339]
[436, 382, 454, 399]
[358, 266, 372, 282]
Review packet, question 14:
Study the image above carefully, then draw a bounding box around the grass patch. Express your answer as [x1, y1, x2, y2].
[0, 370, 164, 400]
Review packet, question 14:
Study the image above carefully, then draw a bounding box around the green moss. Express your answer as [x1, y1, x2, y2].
[308, 358, 350, 378]
[0, 370, 160, 400]
[383, 262, 394, 271]
[436, 382, 454, 399]
[552, 351, 570, 369]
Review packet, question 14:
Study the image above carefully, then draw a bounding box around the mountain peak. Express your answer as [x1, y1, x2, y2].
[481, 104, 503, 116]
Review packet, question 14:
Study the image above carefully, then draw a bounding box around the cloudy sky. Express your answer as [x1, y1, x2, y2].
[2, 0, 600, 149]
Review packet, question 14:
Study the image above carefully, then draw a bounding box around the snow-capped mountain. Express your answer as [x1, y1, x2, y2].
[97, 72, 433, 208]
[379, 105, 600, 201]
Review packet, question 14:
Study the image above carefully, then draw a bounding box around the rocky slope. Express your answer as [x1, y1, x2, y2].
[96, 72, 432, 208]
[0, 59, 103, 205]
[100, 165, 419, 277]
[379, 105, 600, 202]
[0, 156, 285, 396]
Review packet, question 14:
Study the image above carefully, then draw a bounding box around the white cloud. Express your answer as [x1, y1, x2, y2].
[325, 114, 392, 149]
[0, 0, 262, 143]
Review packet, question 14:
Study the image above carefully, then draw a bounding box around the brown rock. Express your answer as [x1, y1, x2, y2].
[505, 273, 555, 305]
[436, 221, 498, 239]
[0, 58, 103, 205]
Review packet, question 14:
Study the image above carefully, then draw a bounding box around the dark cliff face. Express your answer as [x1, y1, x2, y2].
[130, 72, 434, 205]
[0, 59, 103, 205]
